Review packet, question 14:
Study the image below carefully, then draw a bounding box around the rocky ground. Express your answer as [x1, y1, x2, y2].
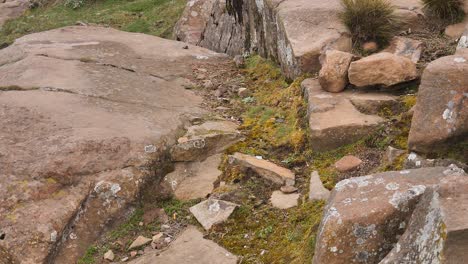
[0, 0, 467, 264]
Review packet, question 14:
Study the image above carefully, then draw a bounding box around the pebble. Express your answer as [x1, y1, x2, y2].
[280, 185, 298, 194]
[103, 250, 115, 261]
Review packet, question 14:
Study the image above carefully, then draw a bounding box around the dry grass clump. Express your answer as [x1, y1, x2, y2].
[339, 0, 401, 46]
[422, 0, 465, 23]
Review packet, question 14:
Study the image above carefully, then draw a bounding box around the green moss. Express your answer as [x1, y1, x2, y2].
[77, 245, 98, 264]
[0, 0, 186, 46]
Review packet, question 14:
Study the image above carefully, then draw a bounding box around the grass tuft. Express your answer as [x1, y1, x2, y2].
[339, 0, 401, 47]
[422, 0, 465, 23]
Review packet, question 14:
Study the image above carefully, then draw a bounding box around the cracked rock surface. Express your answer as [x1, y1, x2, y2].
[0, 25, 229, 263]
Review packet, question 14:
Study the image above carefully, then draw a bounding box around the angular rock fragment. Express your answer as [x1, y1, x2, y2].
[129, 236, 152, 250]
[190, 199, 238, 230]
[104, 250, 115, 261]
[318, 50, 354, 93]
[270, 191, 299, 209]
[228, 152, 295, 186]
[313, 166, 466, 264]
[334, 155, 362, 172]
[308, 171, 330, 201]
[348, 52, 418, 87]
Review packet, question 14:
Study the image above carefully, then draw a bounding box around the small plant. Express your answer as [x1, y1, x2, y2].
[339, 0, 401, 46]
[64, 0, 86, 9]
[422, 0, 465, 23]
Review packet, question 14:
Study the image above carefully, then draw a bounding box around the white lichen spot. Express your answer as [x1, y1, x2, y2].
[386, 182, 400, 191]
[330, 246, 338, 253]
[335, 175, 373, 191]
[443, 164, 466, 176]
[389, 185, 426, 210]
[50, 230, 58, 242]
[400, 170, 410, 175]
[374, 178, 385, 185]
[208, 200, 220, 212]
[453, 57, 466, 63]
[408, 152, 417, 161]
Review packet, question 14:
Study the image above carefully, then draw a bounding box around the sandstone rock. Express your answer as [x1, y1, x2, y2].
[128, 226, 238, 264]
[318, 50, 354, 93]
[237, 87, 250, 98]
[313, 166, 465, 264]
[348, 52, 418, 87]
[0, 0, 28, 27]
[170, 120, 241, 161]
[334, 155, 362, 172]
[380, 175, 468, 264]
[302, 78, 396, 151]
[0, 26, 228, 263]
[104, 250, 115, 261]
[164, 154, 222, 200]
[189, 199, 238, 230]
[280, 185, 298, 194]
[174, 0, 217, 45]
[362, 41, 378, 53]
[408, 53, 468, 154]
[129, 236, 152, 250]
[152, 233, 163, 243]
[309, 171, 330, 201]
[383, 36, 423, 63]
[270, 191, 299, 209]
[228, 152, 295, 186]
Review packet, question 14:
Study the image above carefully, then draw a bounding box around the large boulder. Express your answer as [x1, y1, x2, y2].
[318, 50, 354, 93]
[0, 26, 228, 263]
[174, 0, 217, 45]
[313, 166, 466, 264]
[348, 52, 418, 87]
[408, 53, 468, 154]
[302, 78, 398, 151]
[381, 175, 468, 264]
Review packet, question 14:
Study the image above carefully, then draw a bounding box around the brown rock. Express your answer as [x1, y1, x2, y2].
[228, 153, 295, 186]
[280, 185, 298, 194]
[189, 199, 238, 230]
[445, 18, 468, 39]
[334, 155, 362, 172]
[348, 52, 418, 87]
[104, 250, 115, 261]
[318, 50, 354, 93]
[270, 191, 299, 209]
[308, 171, 330, 201]
[129, 236, 152, 250]
[174, 0, 217, 45]
[362, 41, 378, 52]
[142, 208, 169, 225]
[313, 166, 466, 264]
[383, 36, 423, 63]
[0, 0, 29, 27]
[408, 53, 468, 154]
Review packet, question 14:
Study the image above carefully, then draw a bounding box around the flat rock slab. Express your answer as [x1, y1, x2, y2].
[302, 78, 397, 151]
[128, 226, 238, 264]
[228, 152, 295, 185]
[0, 26, 228, 263]
[313, 166, 466, 264]
[190, 199, 238, 230]
[270, 190, 299, 209]
[165, 154, 223, 200]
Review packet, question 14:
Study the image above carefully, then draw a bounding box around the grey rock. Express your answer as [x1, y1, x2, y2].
[270, 191, 299, 209]
[190, 199, 238, 230]
[308, 171, 330, 201]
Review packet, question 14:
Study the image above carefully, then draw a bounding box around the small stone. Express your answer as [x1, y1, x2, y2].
[334, 155, 362, 172]
[385, 146, 405, 164]
[103, 250, 115, 261]
[190, 199, 239, 230]
[202, 80, 215, 90]
[164, 237, 172, 243]
[280, 185, 298, 194]
[237, 87, 251, 98]
[142, 208, 169, 225]
[129, 235, 152, 250]
[121, 257, 129, 262]
[182, 45, 189, 49]
[362, 41, 378, 52]
[270, 191, 299, 209]
[130, 251, 137, 257]
[152, 233, 164, 243]
[308, 171, 330, 201]
[318, 50, 354, 93]
[233, 55, 245, 68]
[161, 224, 170, 230]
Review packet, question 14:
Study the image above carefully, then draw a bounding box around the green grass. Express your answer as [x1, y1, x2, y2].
[339, 0, 401, 47]
[77, 246, 98, 264]
[0, 0, 186, 46]
[422, 0, 465, 23]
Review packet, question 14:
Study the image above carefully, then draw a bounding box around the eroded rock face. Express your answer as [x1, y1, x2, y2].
[318, 50, 354, 93]
[313, 166, 466, 264]
[408, 53, 468, 154]
[174, 0, 217, 45]
[348, 52, 418, 87]
[302, 78, 398, 151]
[0, 26, 228, 263]
[381, 175, 468, 264]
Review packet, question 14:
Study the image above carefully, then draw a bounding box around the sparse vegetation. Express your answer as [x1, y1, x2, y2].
[422, 0, 465, 23]
[0, 0, 186, 47]
[339, 0, 401, 47]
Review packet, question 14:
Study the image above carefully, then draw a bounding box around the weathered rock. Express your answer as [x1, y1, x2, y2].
[318, 50, 354, 93]
[408, 53, 468, 154]
[458, 23, 468, 50]
[384, 146, 406, 164]
[0, 26, 228, 263]
[362, 41, 378, 53]
[348, 52, 418, 87]
[303, 78, 396, 151]
[170, 120, 241, 161]
[380, 175, 468, 264]
[383, 36, 423, 63]
[142, 208, 169, 225]
[228, 152, 295, 185]
[309, 171, 330, 201]
[128, 226, 238, 264]
[280, 185, 298, 194]
[174, 0, 217, 45]
[190, 199, 238, 230]
[164, 154, 222, 200]
[334, 155, 362, 172]
[0, 0, 28, 27]
[270, 191, 299, 209]
[129, 236, 152, 250]
[104, 250, 115, 261]
[313, 166, 465, 264]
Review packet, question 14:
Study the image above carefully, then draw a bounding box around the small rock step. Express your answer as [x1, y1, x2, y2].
[189, 199, 238, 230]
